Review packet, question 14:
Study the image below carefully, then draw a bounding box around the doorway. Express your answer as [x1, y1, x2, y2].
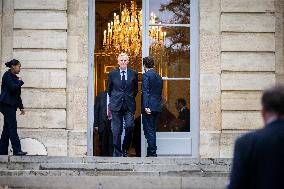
[88, 0, 199, 157]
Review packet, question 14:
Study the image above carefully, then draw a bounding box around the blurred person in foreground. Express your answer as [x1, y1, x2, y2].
[228, 85, 284, 189]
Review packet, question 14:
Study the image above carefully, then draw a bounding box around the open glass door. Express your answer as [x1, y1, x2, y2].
[141, 0, 198, 157]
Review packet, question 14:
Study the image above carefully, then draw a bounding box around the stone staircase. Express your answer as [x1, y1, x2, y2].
[0, 156, 231, 189]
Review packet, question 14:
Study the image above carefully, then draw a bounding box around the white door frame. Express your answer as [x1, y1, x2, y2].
[87, 0, 95, 156]
[141, 0, 199, 157]
[87, 0, 199, 157]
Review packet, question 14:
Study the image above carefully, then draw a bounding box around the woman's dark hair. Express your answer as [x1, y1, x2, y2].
[5, 59, 20, 68]
[143, 56, 154, 68]
[262, 85, 284, 115]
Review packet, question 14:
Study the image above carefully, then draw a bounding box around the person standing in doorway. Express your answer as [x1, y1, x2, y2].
[0, 59, 27, 156]
[142, 56, 163, 157]
[107, 53, 138, 157]
[94, 91, 113, 156]
[175, 98, 190, 132]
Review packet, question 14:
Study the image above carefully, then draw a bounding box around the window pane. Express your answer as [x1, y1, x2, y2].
[149, 27, 190, 78]
[157, 80, 190, 132]
[149, 0, 190, 24]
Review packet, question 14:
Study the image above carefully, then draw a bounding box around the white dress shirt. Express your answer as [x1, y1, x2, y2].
[119, 68, 127, 80]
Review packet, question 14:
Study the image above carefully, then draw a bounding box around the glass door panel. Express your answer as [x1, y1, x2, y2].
[157, 80, 190, 132]
[149, 27, 190, 78]
[142, 0, 195, 156]
[149, 0, 190, 24]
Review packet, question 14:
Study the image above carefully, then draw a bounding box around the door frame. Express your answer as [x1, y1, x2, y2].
[87, 0, 199, 157]
[141, 0, 199, 157]
[87, 0, 95, 156]
[190, 0, 200, 158]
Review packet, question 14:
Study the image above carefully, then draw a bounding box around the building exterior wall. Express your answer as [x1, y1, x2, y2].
[0, 0, 282, 157]
[0, 0, 88, 156]
[200, 0, 278, 158]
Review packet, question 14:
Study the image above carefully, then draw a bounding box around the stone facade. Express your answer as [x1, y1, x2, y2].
[199, 0, 280, 158]
[0, 0, 283, 158]
[0, 0, 87, 156]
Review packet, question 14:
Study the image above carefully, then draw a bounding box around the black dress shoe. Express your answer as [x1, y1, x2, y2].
[122, 149, 128, 157]
[13, 151, 27, 156]
[146, 154, 157, 157]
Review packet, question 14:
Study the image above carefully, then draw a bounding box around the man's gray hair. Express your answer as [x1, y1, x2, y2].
[117, 52, 129, 60]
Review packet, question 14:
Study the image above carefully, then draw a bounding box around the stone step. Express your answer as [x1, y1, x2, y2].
[0, 176, 228, 189]
[0, 170, 228, 177]
[0, 156, 231, 188]
[0, 156, 232, 165]
[0, 156, 231, 173]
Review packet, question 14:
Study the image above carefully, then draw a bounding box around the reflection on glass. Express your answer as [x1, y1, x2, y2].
[149, 27, 190, 78]
[157, 80, 190, 132]
[149, 0, 190, 24]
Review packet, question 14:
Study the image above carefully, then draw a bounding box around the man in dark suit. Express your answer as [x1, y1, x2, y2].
[141, 56, 163, 157]
[107, 53, 138, 157]
[175, 98, 190, 132]
[94, 91, 113, 156]
[228, 85, 284, 189]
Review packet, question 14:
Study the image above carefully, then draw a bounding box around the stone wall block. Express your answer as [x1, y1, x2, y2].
[14, 49, 67, 69]
[221, 73, 275, 90]
[221, 0, 275, 12]
[200, 74, 221, 131]
[221, 52, 275, 72]
[14, 11, 67, 30]
[221, 33, 275, 52]
[222, 111, 263, 130]
[221, 13, 275, 32]
[18, 69, 66, 88]
[13, 30, 67, 49]
[22, 89, 66, 109]
[14, 0, 67, 10]
[17, 109, 66, 129]
[221, 91, 262, 110]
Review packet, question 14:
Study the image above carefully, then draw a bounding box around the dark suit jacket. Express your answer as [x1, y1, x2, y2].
[178, 107, 190, 132]
[107, 68, 138, 113]
[94, 92, 108, 133]
[0, 70, 24, 109]
[142, 69, 163, 113]
[228, 119, 284, 189]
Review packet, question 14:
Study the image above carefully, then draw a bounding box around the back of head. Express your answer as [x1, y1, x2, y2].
[262, 85, 284, 116]
[143, 56, 154, 68]
[177, 98, 186, 106]
[5, 59, 20, 68]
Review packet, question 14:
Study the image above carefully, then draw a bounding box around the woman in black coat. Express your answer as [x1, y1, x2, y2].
[0, 59, 27, 156]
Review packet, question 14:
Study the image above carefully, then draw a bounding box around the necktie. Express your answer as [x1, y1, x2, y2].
[122, 71, 126, 89]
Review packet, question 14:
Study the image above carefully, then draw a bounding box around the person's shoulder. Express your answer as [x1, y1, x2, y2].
[3, 70, 10, 77]
[128, 68, 138, 78]
[109, 68, 119, 75]
[235, 129, 263, 148]
[2, 70, 13, 80]
[153, 70, 162, 79]
[128, 68, 137, 74]
[142, 71, 151, 79]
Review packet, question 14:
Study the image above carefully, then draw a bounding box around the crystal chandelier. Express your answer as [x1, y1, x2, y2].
[103, 1, 142, 59]
[102, 1, 166, 60]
